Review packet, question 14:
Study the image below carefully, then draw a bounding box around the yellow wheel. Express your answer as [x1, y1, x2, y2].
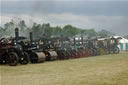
[99, 48, 106, 55]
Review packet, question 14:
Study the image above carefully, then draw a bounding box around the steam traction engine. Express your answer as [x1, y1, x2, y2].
[39, 35, 57, 61]
[0, 28, 30, 66]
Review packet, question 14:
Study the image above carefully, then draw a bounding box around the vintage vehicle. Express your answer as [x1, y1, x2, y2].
[0, 38, 29, 66]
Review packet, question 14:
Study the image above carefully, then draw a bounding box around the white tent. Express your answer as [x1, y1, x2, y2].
[113, 36, 128, 51]
[119, 38, 128, 43]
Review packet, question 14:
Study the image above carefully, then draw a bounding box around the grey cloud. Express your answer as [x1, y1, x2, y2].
[1, 0, 57, 15]
[1, 1, 128, 16]
[1, 0, 128, 36]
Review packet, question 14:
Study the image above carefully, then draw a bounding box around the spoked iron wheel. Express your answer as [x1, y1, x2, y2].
[99, 48, 105, 55]
[8, 52, 19, 66]
[79, 50, 83, 57]
[63, 51, 69, 59]
[19, 52, 30, 65]
[66, 52, 70, 59]
[88, 50, 93, 56]
[76, 52, 80, 58]
[58, 52, 64, 60]
[61, 52, 66, 60]
[114, 47, 120, 54]
[71, 52, 76, 59]
[85, 50, 89, 57]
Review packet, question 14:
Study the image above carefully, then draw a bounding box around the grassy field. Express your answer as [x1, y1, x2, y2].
[0, 52, 128, 85]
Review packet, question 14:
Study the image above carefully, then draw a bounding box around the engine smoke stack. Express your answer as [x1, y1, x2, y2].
[29, 32, 33, 45]
[73, 37, 76, 45]
[15, 27, 19, 43]
[81, 36, 83, 45]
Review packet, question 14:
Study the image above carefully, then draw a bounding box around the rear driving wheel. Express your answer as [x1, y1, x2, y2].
[8, 52, 19, 66]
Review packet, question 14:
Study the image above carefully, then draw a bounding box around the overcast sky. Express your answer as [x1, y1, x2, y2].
[0, 0, 128, 36]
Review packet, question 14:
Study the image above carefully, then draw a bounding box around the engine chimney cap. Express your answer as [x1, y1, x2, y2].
[15, 27, 19, 31]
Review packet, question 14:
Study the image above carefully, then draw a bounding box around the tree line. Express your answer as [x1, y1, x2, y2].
[0, 20, 114, 39]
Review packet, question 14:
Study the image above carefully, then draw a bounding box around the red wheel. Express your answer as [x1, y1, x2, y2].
[82, 51, 86, 57]
[76, 52, 80, 58]
[79, 50, 83, 57]
[85, 50, 89, 57]
[71, 52, 76, 59]
[88, 50, 93, 56]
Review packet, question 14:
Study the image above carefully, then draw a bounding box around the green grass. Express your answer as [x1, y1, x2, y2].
[0, 52, 128, 85]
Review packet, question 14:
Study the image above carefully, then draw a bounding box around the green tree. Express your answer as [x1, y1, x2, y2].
[79, 29, 87, 35]
[0, 27, 5, 38]
[4, 20, 15, 36]
[62, 24, 79, 37]
[18, 20, 26, 32]
[53, 26, 62, 36]
[32, 23, 41, 39]
[86, 29, 97, 37]
[98, 29, 114, 37]
[43, 23, 53, 37]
